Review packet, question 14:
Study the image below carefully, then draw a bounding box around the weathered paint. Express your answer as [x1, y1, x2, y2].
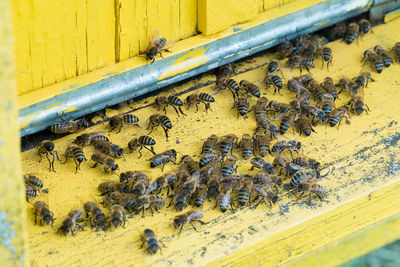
[21, 18, 400, 266]
[19, 105, 79, 129]
[0, 1, 27, 266]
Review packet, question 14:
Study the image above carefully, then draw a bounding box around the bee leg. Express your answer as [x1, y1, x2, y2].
[178, 224, 184, 235]
[296, 191, 305, 201]
[189, 222, 198, 232]
[178, 107, 186, 116]
[195, 103, 199, 112]
[308, 193, 313, 205]
[116, 125, 122, 134]
[45, 153, 52, 172]
[140, 240, 145, 249]
[171, 105, 180, 117]
[365, 103, 370, 111]
[60, 155, 70, 164]
[74, 160, 80, 174]
[91, 163, 98, 168]
[161, 126, 169, 141]
[316, 193, 323, 201]
[167, 198, 174, 208]
[137, 146, 143, 158]
[34, 214, 37, 224]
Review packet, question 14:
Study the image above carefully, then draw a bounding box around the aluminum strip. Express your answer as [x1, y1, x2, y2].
[19, 0, 373, 136]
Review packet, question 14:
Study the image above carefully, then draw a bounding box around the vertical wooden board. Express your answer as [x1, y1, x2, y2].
[135, 0, 148, 54]
[75, 0, 89, 75]
[264, 0, 284, 10]
[179, 0, 198, 39]
[119, 0, 137, 60]
[10, 0, 33, 95]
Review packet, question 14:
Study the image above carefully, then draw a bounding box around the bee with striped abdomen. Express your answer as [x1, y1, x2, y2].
[238, 176, 253, 206]
[295, 182, 326, 204]
[319, 47, 333, 70]
[289, 56, 314, 74]
[267, 60, 284, 77]
[91, 152, 119, 173]
[252, 130, 270, 157]
[239, 80, 260, 98]
[362, 49, 383, 73]
[109, 205, 126, 228]
[199, 151, 221, 168]
[354, 72, 374, 88]
[279, 109, 298, 135]
[374, 45, 393, 67]
[193, 184, 208, 208]
[108, 114, 140, 133]
[140, 228, 165, 254]
[186, 93, 215, 112]
[25, 187, 38, 202]
[344, 22, 359, 44]
[48, 115, 87, 134]
[336, 78, 360, 95]
[149, 149, 177, 171]
[57, 210, 84, 236]
[221, 155, 238, 177]
[83, 202, 107, 228]
[92, 140, 124, 159]
[238, 134, 254, 160]
[202, 134, 218, 153]
[73, 132, 109, 147]
[217, 183, 235, 213]
[252, 184, 279, 209]
[328, 105, 351, 128]
[33, 201, 54, 226]
[145, 29, 173, 63]
[173, 210, 207, 234]
[271, 139, 301, 156]
[127, 135, 156, 158]
[321, 77, 338, 100]
[37, 140, 59, 172]
[147, 114, 172, 141]
[98, 181, 130, 195]
[24, 174, 43, 190]
[250, 157, 275, 175]
[320, 94, 335, 115]
[235, 95, 250, 119]
[348, 94, 370, 115]
[359, 19, 372, 35]
[154, 95, 186, 116]
[264, 74, 283, 95]
[61, 145, 87, 173]
[218, 134, 238, 160]
[294, 115, 315, 136]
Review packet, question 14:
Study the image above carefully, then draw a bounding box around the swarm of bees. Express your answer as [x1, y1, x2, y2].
[26, 18, 398, 256]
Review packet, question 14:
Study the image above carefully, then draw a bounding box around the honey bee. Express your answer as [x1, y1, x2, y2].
[288, 56, 314, 74]
[140, 228, 165, 254]
[206, 173, 221, 199]
[391, 42, 400, 62]
[219, 78, 241, 100]
[327, 22, 346, 41]
[292, 157, 321, 172]
[221, 155, 238, 177]
[348, 94, 370, 115]
[336, 77, 360, 95]
[179, 155, 199, 176]
[253, 97, 269, 119]
[320, 94, 335, 115]
[239, 80, 260, 98]
[238, 176, 253, 206]
[173, 210, 207, 234]
[235, 95, 250, 118]
[354, 72, 375, 88]
[145, 29, 173, 63]
[250, 157, 276, 175]
[109, 205, 126, 228]
[300, 102, 327, 124]
[252, 131, 270, 157]
[60, 145, 87, 173]
[132, 177, 151, 198]
[150, 149, 177, 170]
[135, 195, 165, 216]
[272, 153, 291, 175]
[202, 134, 218, 153]
[321, 77, 338, 100]
[319, 47, 333, 70]
[294, 115, 315, 136]
[24, 174, 43, 189]
[264, 74, 283, 95]
[279, 109, 298, 135]
[83, 202, 107, 228]
[186, 93, 215, 112]
[37, 140, 59, 172]
[279, 41, 294, 58]
[98, 181, 130, 195]
[237, 134, 254, 159]
[359, 19, 372, 35]
[217, 183, 235, 213]
[170, 188, 189, 211]
[254, 172, 282, 187]
[91, 152, 119, 172]
[92, 140, 124, 159]
[25, 186, 38, 202]
[152, 173, 177, 194]
[200, 161, 221, 183]
[308, 80, 327, 102]
[344, 22, 359, 44]
[267, 60, 284, 77]
[295, 182, 326, 204]
[287, 78, 306, 96]
[215, 63, 237, 82]
[271, 139, 301, 156]
[119, 171, 149, 184]
[362, 49, 384, 73]
[193, 184, 208, 207]
[252, 184, 278, 209]
[48, 115, 87, 134]
[199, 151, 221, 168]
[57, 209, 84, 236]
[33, 201, 54, 226]
[328, 105, 351, 127]
[105, 192, 136, 212]
[147, 114, 172, 141]
[302, 36, 321, 58]
[293, 74, 314, 86]
[127, 135, 156, 158]
[108, 114, 140, 133]
[218, 134, 238, 160]
[256, 117, 280, 139]
[289, 168, 318, 187]
[154, 95, 186, 116]
[73, 132, 109, 147]
[267, 100, 291, 115]
[374, 45, 393, 67]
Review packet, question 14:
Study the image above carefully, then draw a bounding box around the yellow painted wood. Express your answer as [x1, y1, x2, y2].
[21, 18, 400, 266]
[286, 214, 400, 267]
[0, 1, 27, 266]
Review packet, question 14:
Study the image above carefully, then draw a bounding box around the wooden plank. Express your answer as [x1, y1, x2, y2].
[21, 18, 400, 266]
[0, 0, 27, 265]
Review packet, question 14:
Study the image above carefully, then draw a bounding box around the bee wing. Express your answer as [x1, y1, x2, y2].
[151, 29, 161, 46]
[163, 40, 176, 50]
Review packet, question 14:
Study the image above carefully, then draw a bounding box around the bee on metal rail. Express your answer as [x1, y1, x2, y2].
[392, 42, 400, 62]
[264, 74, 283, 95]
[127, 135, 156, 158]
[145, 29, 174, 63]
[154, 95, 186, 116]
[149, 149, 177, 171]
[24, 174, 43, 189]
[33, 201, 54, 226]
[239, 80, 260, 98]
[288, 55, 314, 74]
[374, 45, 393, 67]
[359, 19, 373, 35]
[354, 72, 374, 88]
[60, 145, 87, 173]
[108, 114, 140, 133]
[37, 140, 60, 172]
[109, 205, 126, 228]
[83, 202, 107, 228]
[252, 130, 270, 157]
[362, 49, 384, 73]
[147, 114, 172, 141]
[91, 152, 119, 173]
[250, 157, 275, 175]
[48, 114, 88, 134]
[348, 94, 370, 115]
[202, 134, 218, 153]
[140, 228, 165, 254]
[73, 132, 109, 147]
[238, 134, 254, 160]
[173, 210, 207, 235]
[235, 95, 250, 118]
[57, 209, 84, 236]
[186, 93, 215, 112]
[344, 22, 359, 44]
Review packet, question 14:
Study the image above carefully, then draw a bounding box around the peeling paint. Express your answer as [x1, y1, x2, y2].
[0, 212, 17, 259]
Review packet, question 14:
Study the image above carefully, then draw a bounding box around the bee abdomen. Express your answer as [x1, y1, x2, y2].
[322, 47, 332, 61]
[199, 93, 215, 102]
[329, 115, 340, 127]
[345, 32, 358, 44]
[268, 61, 278, 73]
[71, 147, 85, 162]
[258, 145, 270, 157]
[167, 95, 183, 106]
[219, 195, 230, 213]
[90, 135, 109, 144]
[138, 135, 156, 146]
[199, 157, 213, 168]
[279, 117, 291, 134]
[123, 114, 139, 124]
[271, 75, 283, 89]
[238, 103, 249, 116]
[322, 104, 333, 115]
[382, 57, 392, 67]
[26, 187, 37, 198]
[221, 166, 234, 176]
[159, 115, 172, 129]
[238, 189, 250, 206]
[242, 148, 253, 159]
[226, 79, 240, 92]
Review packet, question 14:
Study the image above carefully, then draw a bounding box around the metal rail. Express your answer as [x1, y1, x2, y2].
[20, 0, 375, 136]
